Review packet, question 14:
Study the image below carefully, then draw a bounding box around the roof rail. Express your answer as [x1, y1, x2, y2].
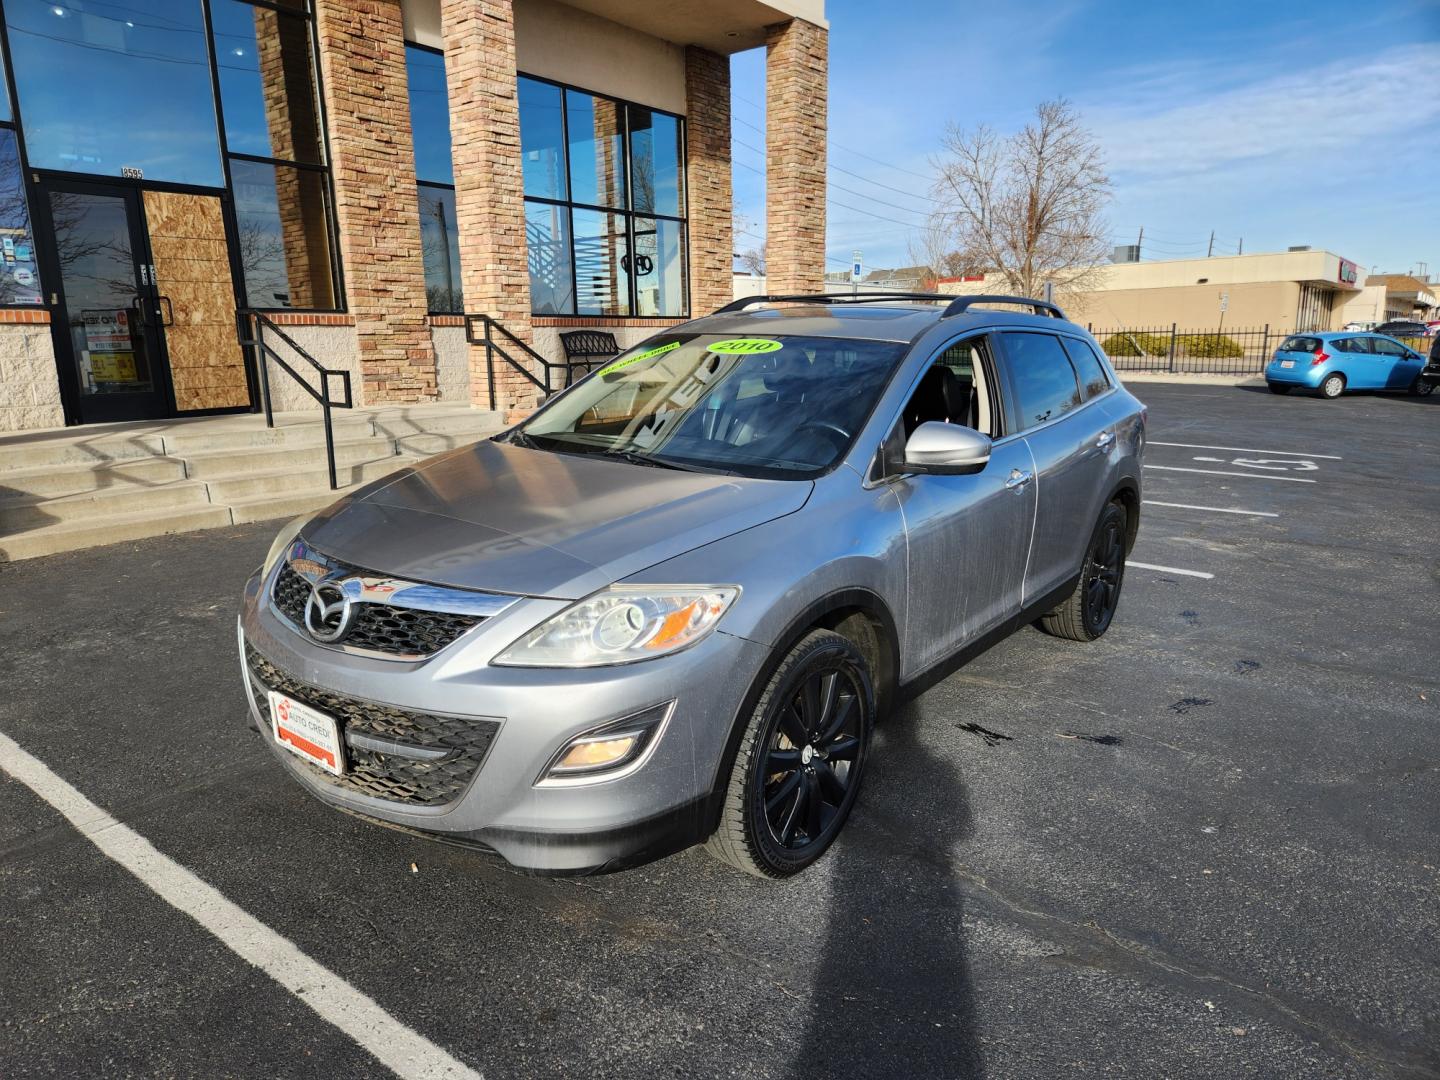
[714, 291, 957, 315]
[941, 294, 1066, 320]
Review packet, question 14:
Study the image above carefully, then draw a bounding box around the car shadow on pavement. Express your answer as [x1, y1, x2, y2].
[792, 699, 986, 1080]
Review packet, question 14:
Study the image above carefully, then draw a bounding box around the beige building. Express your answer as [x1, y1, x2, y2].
[0, 0, 828, 432]
[941, 249, 1365, 332]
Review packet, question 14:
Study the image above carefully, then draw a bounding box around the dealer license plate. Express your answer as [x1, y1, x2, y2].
[268, 691, 345, 775]
[1280, 360, 1295, 368]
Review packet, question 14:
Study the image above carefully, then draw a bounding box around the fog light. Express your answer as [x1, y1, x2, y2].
[558, 734, 638, 771]
[539, 702, 673, 784]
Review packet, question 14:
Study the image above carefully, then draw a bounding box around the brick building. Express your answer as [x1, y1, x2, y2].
[0, 0, 828, 432]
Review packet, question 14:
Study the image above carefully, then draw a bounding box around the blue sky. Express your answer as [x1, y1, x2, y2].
[731, 0, 1440, 279]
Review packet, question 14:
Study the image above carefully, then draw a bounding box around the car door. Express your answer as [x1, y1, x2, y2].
[995, 330, 1116, 605]
[878, 333, 1037, 673]
[1371, 335, 1423, 389]
[1334, 336, 1377, 389]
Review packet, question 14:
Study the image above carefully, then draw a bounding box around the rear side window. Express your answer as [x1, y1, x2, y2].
[1001, 332, 1082, 430]
[1341, 337, 1372, 354]
[1060, 337, 1112, 400]
[1279, 336, 1321, 352]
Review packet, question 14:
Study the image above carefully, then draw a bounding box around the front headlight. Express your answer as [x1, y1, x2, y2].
[261, 514, 311, 576]
[492, 586, 739, 667]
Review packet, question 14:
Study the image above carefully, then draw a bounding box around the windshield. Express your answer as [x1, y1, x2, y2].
[511, 333, 909, 479]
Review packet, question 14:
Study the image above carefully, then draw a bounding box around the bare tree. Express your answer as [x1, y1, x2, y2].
[906, 218, 983, 285]
[930, 99, 1111, 299]
[733, 212, 766, 277]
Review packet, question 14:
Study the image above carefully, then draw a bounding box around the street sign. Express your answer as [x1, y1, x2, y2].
[1219, 292, 1229, 313]
[850, 250, 862, 285]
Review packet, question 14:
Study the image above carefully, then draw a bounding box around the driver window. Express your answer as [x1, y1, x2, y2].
[900, 336, 998, 439]
[872, 335, 999, 482]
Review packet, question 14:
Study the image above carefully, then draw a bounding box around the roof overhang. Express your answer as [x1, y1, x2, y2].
[558, 0, 826, 53]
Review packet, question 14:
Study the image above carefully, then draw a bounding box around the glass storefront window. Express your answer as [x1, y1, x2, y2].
[633, 217, 686, 318]
[211, 0, 323, 164]
[406, 46, 452, 186]
[572, 209, 629, 317]
[0, 46, 11, 123]
[566, 90, 625, 210]
[231, 158, 335, 309]
[4, 0, 223, 185]
[518, 76, 686, 317]
[418, 183, 462, 314]
[0, 129, 42, 305]
[628, 107, 683, 218]
[525, 201, 573, 316]
[519, 77, 565, 201]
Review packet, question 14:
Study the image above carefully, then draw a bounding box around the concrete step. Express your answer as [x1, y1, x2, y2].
[229, 489, 357, 526]
[0, 456, 189, 500]
[201, 456, 418, 503]
[0, 479, 212, 532]
[182, 437, 403, 480]
[0, 433, 167, 474]
[0, 504, 235, 562]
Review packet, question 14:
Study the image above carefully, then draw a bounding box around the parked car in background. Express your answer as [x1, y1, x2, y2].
[1341, 321, 1375, 332]
[239, 293, 1147, 878]
[1372, 320, 1432, 338]
[1266, 332, 1432, 398]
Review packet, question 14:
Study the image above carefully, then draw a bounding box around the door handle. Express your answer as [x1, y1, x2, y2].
[133, 296, 146, 321]
[1096, 431, 1116, 450]
[1005, 468, 1033, 490]
[157, 295, 174, 326]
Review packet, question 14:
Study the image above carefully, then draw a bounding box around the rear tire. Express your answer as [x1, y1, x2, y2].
[1267, 383, 1291, 395]
[1038, 502, 1128, 642]
[706, 630, 874, 879]
[1320, 373, 1346, 399]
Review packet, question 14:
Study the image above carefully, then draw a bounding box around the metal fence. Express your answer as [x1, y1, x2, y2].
[1085, 324, 1275, 374]
[1086, 324, 1435, 375]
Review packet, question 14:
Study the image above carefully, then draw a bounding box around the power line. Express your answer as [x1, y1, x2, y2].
[733, 90, 938, 183]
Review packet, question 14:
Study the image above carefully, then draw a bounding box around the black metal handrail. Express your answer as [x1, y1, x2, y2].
[238, 309, 354, 489]
[464, 314, 567, 409]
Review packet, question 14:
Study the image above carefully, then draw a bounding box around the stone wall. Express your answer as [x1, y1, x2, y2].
[442, 0, 536, 415]
[254, 323, 363, 415]
[685, 47, 733, 318]
[0, 322, 63, 433]
[313, 0, 438, 404]
[429, 324, 471, 405]
[765, 19, 828, 295]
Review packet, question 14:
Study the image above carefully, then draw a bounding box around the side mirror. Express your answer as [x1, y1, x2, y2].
[904, 421, 992, 475]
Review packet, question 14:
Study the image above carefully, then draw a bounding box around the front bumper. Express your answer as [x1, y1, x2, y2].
[238, 566, 768, 874]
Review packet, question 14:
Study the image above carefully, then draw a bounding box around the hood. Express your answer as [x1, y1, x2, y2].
[302, 440, 812, 599]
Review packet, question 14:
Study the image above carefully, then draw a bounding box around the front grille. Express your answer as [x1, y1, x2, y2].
[273, 563, 485, 658]
[246, 643, 500, 806]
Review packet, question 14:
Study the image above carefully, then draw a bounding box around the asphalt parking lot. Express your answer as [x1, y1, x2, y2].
[2, 382, 1437, 1079]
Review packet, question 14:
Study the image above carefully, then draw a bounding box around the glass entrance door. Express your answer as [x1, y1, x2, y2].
[37, 180, 170, 424]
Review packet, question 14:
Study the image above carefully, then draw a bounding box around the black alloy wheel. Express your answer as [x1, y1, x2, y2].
[707, 630, 875, 878]
[761, 666, 865, 851]
[1083, 510, 1126, 637]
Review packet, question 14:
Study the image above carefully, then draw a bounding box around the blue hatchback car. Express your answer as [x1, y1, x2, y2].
[1266, 332, 1432, 399]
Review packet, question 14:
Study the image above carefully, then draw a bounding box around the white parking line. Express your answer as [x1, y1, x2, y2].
[1150, 441, 1342, 460]
[1128, 561, 1215, 580]
[0, 731, 483, 1080]
[1145, 465, 1316, 483]
[1145, 500, 1279, 518]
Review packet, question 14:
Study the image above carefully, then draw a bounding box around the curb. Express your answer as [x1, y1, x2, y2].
[1119, 373, 1265, 387]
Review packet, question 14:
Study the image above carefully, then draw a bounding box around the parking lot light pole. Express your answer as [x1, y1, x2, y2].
[1168, 323, 1177, 373]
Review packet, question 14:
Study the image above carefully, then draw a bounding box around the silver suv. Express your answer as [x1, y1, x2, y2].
[238, 294, 1146, 878]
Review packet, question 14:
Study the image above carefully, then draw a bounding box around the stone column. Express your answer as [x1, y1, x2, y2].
[765, 19, 827, 295]
[685, 46, 733, 316]
[441, 0, 536, 415]
[312, 0, 437, 403]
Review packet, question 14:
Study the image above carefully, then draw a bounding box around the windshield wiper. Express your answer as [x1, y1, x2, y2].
[601, 449, 695, 472]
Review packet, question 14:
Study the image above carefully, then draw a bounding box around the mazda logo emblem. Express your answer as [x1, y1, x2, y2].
[304, 582, 355, 644]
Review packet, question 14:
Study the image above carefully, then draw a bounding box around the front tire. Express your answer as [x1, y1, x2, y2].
[1411, 376, 1435, 397]
[1267, 383, 1291, 395]
[1038, 502, 1128, 642]
[1320, 373, 1346, 399]
[706, 630, 874, 879]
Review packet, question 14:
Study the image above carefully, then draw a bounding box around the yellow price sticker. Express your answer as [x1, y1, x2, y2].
[599, 340, 682, 376]
[707, 338, 783, 355]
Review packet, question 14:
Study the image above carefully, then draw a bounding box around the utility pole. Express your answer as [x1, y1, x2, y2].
[1207, 231, 1214, 258]
[1137, 226, 1143, 260]
[1237, 237, 1243, 255]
